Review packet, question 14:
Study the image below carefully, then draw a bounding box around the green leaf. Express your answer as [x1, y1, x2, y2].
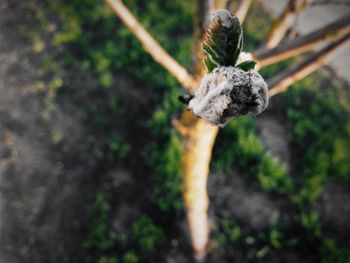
[204, 57, 217, 72]
[236, 60, 257, 71]
[203, 10, 243, 72]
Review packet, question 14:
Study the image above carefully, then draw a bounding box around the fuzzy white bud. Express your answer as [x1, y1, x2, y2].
[188, 66, 268, 127]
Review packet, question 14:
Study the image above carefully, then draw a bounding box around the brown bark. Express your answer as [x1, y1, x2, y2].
[174, 112, 219, 262]
[181, 1, 254, 260]
[268, 32, 350, 96]
[254, 15, 350, 68]
[178, 2, 217, 261]
[264, 0, 310, 49]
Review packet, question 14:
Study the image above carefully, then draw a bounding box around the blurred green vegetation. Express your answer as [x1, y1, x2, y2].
[214, 216, 288, 262]
[211, 63, 350, 263]
[244, 1, 272, 51]
[212, 116, 294, 195]
[85, 193, 116, 258]
[281, 81, 350, 205]
[85, 194, 165, 263]
[28, 0, 350, 262]
[28, 0, 195, 261]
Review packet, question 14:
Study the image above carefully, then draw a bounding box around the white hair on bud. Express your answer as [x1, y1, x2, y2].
[249, 70, 269, 114]
[213, 10, 235, 28]
[188, 66, 268, 127]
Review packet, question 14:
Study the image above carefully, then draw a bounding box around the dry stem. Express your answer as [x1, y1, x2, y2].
[268, 32, 350, 96]
[227, 0, 252, 23]
[254, 15, 350, 68]
[264, 0, 311, 49]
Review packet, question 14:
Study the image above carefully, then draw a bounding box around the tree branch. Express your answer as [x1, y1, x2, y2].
[181, 2, 216, 261]
[268, 32, 350, 97]
[105, 0, 198, 92]
[180, 112, 219, 262]
[254, 15, 350, 68]
[264, 0, 311, 49]
[214, 0, 229, 10]
[227, 0, 252, 23]
[312, 0, 350, 6]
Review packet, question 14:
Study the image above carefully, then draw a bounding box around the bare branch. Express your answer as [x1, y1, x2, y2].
[268, 32, 350, 97]
[105, 0, 198, 92]
[264, 0, 311, 49]
[254, 15, 350, 68]
[214, 0, 229, 10]
[171, 118, 188, 136]
[227, 0, 252, 24]
[226, 0, 234, 10]
[180, 112, 219, 262]
[312, 0, 350, 6]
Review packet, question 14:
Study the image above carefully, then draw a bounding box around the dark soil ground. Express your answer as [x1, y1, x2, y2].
[1, 1, 350, 263]
[0, 1, 96, 262]
[0, 2, 160, 262]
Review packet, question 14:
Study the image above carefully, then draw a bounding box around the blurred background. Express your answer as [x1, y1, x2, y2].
[1, 0, 350, 262]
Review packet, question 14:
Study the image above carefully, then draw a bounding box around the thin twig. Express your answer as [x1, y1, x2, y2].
[105, 0, 198, 92]
[264, 0, 311, 49]
[214, 0, 229, 10]
[268, 32, 350, 96]
[254, 15, 350, 68]
[312, 0, 350, 6]
[227, 0, 252, 23]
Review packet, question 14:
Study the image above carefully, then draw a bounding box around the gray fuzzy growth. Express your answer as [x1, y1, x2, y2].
[188, 66, 268, 127]
[214, 10, 235, 28]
